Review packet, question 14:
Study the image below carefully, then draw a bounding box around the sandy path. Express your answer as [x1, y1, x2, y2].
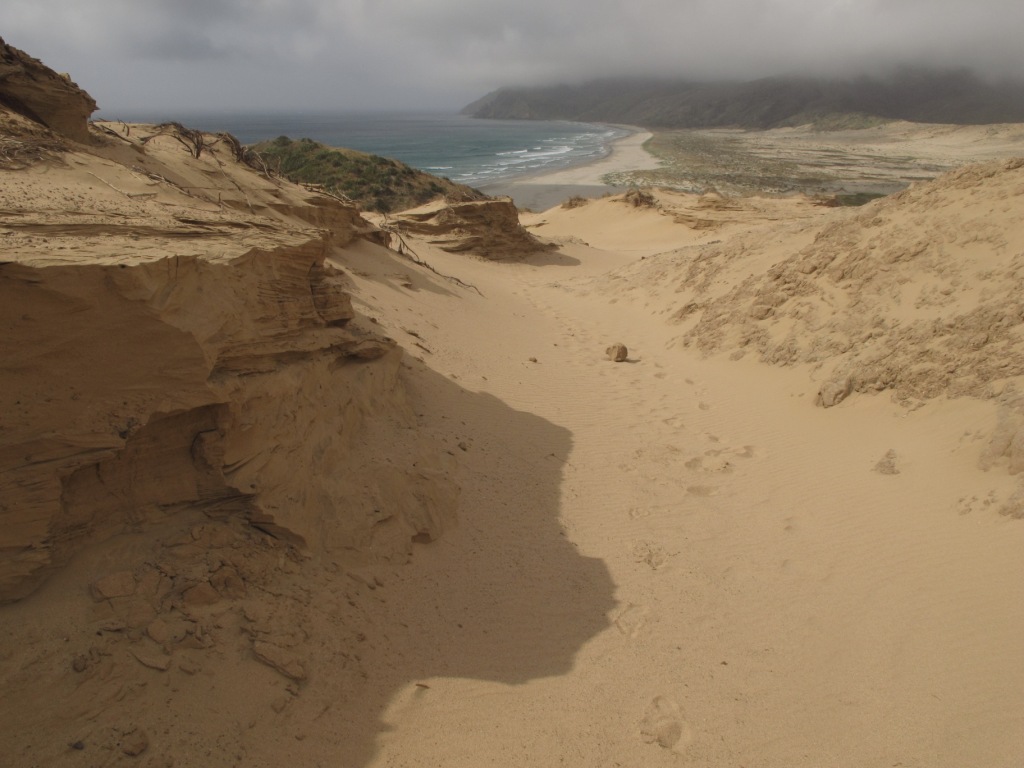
[345, 228, 1024, 766]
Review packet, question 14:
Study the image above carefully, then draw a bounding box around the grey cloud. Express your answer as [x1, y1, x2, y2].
[1, 0, 1021, 112]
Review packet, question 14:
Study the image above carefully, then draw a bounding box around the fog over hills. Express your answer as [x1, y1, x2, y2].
[464, 69, 1024, 129]
[2, 0, 1023, 112]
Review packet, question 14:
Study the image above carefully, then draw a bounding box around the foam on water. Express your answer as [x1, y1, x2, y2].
[103, 111, 630, 187]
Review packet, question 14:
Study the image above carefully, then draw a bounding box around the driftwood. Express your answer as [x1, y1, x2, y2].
[140, 122, 206, 159]
[0, 135, 63, 169]
[379, 215, 483, 296]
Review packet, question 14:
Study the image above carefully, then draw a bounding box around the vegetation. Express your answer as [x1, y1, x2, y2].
[603, 131, 828, 195]
[832, 192, 889, 206]
[250, 136, 484, 213]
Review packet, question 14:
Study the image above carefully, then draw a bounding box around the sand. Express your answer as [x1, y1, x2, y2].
[3, 97, 1024, 767]
[342, 174, 1024, 767]
[480, 128, 660, 210]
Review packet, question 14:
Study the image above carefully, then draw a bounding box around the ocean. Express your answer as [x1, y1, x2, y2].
[103, 111, 629, 188]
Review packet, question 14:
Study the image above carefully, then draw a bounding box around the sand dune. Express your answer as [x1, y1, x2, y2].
[353, 182, 1024, 767]
[2, 37, 1024, 768]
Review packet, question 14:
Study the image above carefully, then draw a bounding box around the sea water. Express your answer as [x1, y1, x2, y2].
[102, 111, 629, 188]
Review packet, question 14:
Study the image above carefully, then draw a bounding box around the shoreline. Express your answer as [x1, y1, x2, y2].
[480, 127, 659, 211]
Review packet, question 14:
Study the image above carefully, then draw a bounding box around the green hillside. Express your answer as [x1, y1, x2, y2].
[250, 136, 485, 213]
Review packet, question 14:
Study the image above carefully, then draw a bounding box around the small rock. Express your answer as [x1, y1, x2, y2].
[90, 571, 137, 601]
[816, 376, 852, 408]
[528, 357, 538, 363]
[606, 343, 628, 362]
[182, 582, 221, 607]
[209, 566, 246, 599]
[72, 654, 88, 673]
[147, 619, 170, 646]
[120, 727, 149, 757]
[70, 741, 85, 751]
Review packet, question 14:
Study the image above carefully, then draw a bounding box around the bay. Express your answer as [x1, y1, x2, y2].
[101, 111, 630, 188]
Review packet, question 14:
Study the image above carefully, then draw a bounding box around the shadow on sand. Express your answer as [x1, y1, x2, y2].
[289, 360, 616, 765]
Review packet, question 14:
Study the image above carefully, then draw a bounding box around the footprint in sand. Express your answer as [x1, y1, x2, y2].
[613, 603, 649, 639]
[630, 540, 668, 570]
[686, 485, 717, 496]
[686, 445, 754, 473]
[639, 696, 691, 750]
[685, 452, 730, 473]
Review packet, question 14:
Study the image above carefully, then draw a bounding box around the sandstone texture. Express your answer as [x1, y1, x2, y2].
[0, 92, 457, 603]
[391, 198, 552, 260]
[0, 35, 97, 142]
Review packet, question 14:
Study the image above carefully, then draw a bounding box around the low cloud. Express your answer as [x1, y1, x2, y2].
[2, 0, 1021, 112]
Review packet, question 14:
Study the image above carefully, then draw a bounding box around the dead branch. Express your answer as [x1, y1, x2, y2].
[379, 216, 483, 296]
[140, 122, 206, 159]
[202, 138, 254, 213]
[304, 184, 356, 207]
[129, 166, 201, 200]
[0, 136, 64, 169]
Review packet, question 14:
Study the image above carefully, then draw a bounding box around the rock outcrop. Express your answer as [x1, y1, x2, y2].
[391, 198, 552, 260]
[0, 36, 97, 142]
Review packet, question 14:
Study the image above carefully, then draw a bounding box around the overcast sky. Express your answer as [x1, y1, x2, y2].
[2, 0, 1022, 115]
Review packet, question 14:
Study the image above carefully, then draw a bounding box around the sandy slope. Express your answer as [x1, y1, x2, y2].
[343, 180, 1024, 767]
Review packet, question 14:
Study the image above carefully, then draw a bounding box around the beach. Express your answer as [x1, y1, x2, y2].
[480, 128, 660, 210]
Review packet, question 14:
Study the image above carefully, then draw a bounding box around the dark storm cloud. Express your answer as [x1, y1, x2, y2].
[1, 0, 1021, 112]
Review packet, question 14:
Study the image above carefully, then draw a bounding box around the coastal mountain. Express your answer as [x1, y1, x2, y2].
[463, 69, 1024, 128]
[250, 136, 485, 213]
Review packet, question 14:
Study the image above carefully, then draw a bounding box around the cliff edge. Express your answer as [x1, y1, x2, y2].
[0, 67, 459, 603]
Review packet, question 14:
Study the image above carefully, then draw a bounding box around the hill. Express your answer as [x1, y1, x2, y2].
[463, 69, 1024, 128]
[250, 135, 485, 213]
